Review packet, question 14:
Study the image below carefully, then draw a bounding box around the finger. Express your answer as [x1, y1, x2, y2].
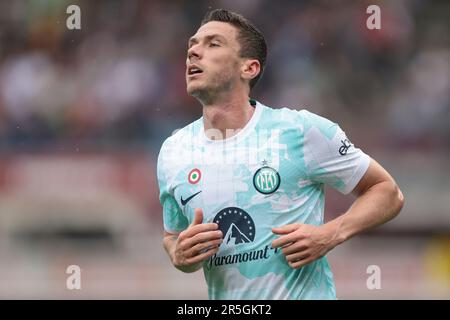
[272, 224, 300, 235]
[186, 246, 219, 265]
[187, 239, 223, 257]
[190, 208, 204, 226]
[282, 242, 309, 255]
[183, 230, 223, 249]
[285, 250, 311, 263]
[184, 223, 218, 238]
[271, 233, 297, 249]
[289, 256, 316, 269]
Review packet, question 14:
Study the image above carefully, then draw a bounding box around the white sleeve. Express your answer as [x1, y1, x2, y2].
[301, 110, 370, 194]
[157, 139, 189, 233]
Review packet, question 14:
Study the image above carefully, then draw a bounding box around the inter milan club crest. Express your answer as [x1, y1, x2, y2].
[253, 164, 281, 194]
[188, 168, 201, 184]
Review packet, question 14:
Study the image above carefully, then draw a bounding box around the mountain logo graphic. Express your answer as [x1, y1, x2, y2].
[213, 207, 255, 246]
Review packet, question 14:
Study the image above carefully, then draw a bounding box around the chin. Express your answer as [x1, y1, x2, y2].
[187, 83, 207, 97]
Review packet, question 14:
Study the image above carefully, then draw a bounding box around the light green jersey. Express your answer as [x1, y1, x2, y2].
[157, 101, 370, 299]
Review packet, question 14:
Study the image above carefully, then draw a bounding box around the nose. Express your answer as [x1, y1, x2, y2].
[187, 44, 201, 61]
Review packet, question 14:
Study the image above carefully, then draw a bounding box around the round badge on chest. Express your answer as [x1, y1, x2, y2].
[253, 166, 280, 194]
[188, 168, 201, 184]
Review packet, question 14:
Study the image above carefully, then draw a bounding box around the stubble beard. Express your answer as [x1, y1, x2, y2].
[188, 74, 235, 106]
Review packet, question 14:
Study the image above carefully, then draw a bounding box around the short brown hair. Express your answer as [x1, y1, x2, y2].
[201, 9, 267, 90]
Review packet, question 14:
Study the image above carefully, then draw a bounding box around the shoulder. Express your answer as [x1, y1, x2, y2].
[157, 117, 202, 177]
[158, 117, 202, 158]
[261, 103, 337, 132]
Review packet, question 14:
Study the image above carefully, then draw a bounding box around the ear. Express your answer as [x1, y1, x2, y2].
[240, 59, 261, 83]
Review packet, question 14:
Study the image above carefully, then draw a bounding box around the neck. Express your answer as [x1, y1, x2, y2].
[201, 93, 255, 140]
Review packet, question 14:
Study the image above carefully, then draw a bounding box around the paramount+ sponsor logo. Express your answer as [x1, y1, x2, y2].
[205, 207, 281, 270]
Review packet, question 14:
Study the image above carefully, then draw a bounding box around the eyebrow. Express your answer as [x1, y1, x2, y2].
[188, 34, 227, 47]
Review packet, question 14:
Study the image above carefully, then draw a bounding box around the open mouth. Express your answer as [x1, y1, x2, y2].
[188, 65, 203, 76]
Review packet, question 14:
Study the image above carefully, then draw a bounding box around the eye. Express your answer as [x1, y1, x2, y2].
[209, 42, 220, 47]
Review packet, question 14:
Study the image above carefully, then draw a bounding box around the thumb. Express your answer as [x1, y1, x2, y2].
[272, 223, 300, 235]
[191, 208, 204, 226]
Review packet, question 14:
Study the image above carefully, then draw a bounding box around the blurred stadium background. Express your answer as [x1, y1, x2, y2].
[0, 0, 449, 299]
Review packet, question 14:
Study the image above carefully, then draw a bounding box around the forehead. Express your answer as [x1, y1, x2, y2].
[191, 21, 239, 43]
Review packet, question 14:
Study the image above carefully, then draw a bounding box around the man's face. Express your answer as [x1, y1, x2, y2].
[186, 21, 243, 99]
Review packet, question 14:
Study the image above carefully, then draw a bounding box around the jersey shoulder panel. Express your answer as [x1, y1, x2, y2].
[159, 117, 203, 153]
[266, 106, 341, 140]
[157, 117, 202, 183]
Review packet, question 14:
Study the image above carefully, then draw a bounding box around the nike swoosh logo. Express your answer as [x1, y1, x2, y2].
[180, 191, 202, 206]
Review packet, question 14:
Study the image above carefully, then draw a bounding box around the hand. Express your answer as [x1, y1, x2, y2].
[271, 223, 337, 269]
[173, 208, 223, 269]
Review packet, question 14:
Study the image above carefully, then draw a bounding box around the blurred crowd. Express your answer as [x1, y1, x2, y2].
[0, 0, 449, 152]
[0, 0, 449, 300]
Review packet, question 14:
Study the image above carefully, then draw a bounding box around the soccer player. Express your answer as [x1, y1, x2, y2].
[157, 9, 404, 299]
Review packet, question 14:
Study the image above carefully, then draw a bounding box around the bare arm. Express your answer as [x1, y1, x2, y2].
[325, 158, 405, 244]
[272, 158, 405, 269]
[163, 231, 204, 273]
[163, 209, 223, 273]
